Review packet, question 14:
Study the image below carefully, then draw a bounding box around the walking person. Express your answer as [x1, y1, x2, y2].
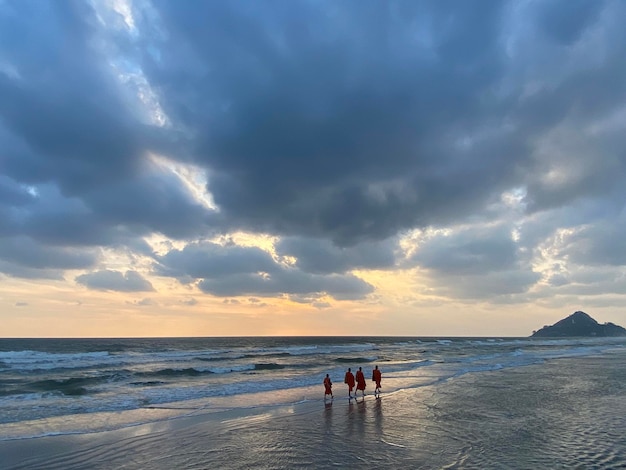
[372, 365, 382, 396]
[355, 366, 366, 397]
[344, 368, 355, 398]
[323, 373, 333, 400]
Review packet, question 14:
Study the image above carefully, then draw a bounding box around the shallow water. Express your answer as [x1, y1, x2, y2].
[3, 350, 626, 469]
[2, 335, 624, 442]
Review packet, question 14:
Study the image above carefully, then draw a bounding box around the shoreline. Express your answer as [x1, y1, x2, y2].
[0, 388, 385, 469]
[3, 349, 626, 469]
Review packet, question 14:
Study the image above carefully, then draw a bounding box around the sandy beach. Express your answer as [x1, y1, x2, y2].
[3, 352, 626, 469]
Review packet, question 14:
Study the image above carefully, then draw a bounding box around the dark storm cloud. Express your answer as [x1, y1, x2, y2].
[0, 0, 215, 254]
[154, 241, 373, 300]
[275, 237, 396, 274]
[410, 224, 541, 299]
[0, 182, 162, 250]
[541, 267, 626, 298]
[134, 0, 626, 247]
[411, 225, 522, 275]
[517, 5, 626, 214]
[0, 261, 64, 281]
[537, 0, 605, 44]
[78, 164, 212, 239]
[154, 241, 278, 280]
[0, 1, 143, 193]
[75, 270, 154, 292]
[511, 199, 626, 296]
[427, 269, 541, 301]
[0, 236, 96, 270]
[197, 270, 372, 301]
[141, 0, 527, 245]
[2, 0, 626, 301]
[556, 212, 626, 267]
[0, 174, 34, 208]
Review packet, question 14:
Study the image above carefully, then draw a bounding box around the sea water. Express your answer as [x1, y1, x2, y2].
[2, 335, 625, 446]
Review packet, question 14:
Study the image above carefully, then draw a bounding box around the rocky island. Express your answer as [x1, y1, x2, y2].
[531, 311, 626, 337]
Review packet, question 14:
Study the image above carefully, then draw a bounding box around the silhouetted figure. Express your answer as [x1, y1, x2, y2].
[344, 368, 355, 398]
[372, 365, 382, 396]
[323, 373, 333, 399]
[355, 367, 366, 397]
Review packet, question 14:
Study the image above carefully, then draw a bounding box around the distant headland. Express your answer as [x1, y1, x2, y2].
[531, 311, 626, 337]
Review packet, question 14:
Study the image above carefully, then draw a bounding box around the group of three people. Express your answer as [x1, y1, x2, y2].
[323, 365, 382, 400]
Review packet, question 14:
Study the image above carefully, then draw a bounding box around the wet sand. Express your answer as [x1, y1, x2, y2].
[3, 353, 626, 469]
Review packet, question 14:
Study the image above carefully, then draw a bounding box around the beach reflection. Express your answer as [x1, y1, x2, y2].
[324, 400, 333, 435]
[345, 396, 368, 438]
[373, 397, 383, 439]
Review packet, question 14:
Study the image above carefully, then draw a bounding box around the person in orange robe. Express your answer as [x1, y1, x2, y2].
[323, 373, 333, 399]
[344, 368, 355, 398]
[372, 365, 382, 395]
[355, 367, 366, 397]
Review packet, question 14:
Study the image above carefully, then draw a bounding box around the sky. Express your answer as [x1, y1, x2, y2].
[2, 0, 626, 337]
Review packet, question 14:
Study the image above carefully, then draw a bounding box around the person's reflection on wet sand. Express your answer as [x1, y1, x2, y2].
[373, 394, 383, 439]
[324, 399, 333, 435]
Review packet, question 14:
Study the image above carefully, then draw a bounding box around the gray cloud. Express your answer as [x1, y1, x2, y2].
[0, 1, 215, 250]
[1, 0, 626, 304]
[537, 0, 606, 45]
[312, 302, 332, 310]
[154, 241, 373, 300]
[154, 242, 278, 280]
[143, 0, 526, 245]
[556, 212, 626, 267]
[411, 225, 523, 275]
[0, 260, 65, 280]
[76, 270, 155, 292]
[410, 223, 541, 299]
[127, 297, 156, 306]
[0, 236, 97, 271]
[546, 267, 626, 297]
[197, 269, 372, 300]
[276, 237, 396, 274]
[427, 269, 542, 301]
[134, 0, 626, 246]
[0, 2, 144, 193]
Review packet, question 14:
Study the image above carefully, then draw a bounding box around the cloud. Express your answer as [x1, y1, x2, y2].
[541, 266, 626, 297]
[1, 0, 626, 313]
[427, 270, 542, 301]
[556, 212, 626, 267]
[410, 223, 541, 299]
[141, 0, 528, 245]
[76, 269, 155, 292]
[155, 241, 373, 300]
[155, 241, 277, 280]
[127, 297, 156, 306]
[411, 225, 523, 275]
[0, 260, 65, 280]
[536, 0, 605, 44]
[276, 237, 397, 274]
[312, 301, 332, 310]
[197, 269, 372, 300]
[125, 0, 626, 252]
[0, 1, 215, 252]
[0, 2, 145, 194]
[0, 236, 97, 271]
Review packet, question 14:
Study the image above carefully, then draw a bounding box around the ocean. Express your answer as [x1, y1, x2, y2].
[1, 336, 626, 469]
